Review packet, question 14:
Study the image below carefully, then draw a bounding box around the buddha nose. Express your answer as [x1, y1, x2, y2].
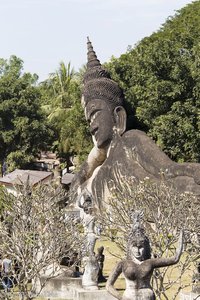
[136, 249, 140, 255]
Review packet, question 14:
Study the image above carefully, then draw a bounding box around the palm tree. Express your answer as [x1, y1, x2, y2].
[52, 61, 75, 109]
[40, 62, 92, 170]
[41, 62, 76, 122]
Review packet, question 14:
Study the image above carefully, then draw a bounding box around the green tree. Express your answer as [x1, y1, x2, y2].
[40, 62, 92, 170]
[106, 1, 200, 162]
[0, 56, 54, 173]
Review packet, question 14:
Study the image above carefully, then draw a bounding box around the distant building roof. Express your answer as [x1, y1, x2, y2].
[0, 169, 53, 187]
[61, 173, 74, 185]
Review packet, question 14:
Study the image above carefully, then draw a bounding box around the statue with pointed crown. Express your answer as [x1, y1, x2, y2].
[77, 190, 99, 290]
[70, 37, 200, 208]
[106, 211, 184, 300]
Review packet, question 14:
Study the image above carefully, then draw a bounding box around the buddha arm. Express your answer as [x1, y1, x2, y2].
[151, 230, 184, 268]
[106, 261, 123, 300]
[76, 146, 106, 185]
[86, 146, 106, 178]
[70, 146, 106, 201]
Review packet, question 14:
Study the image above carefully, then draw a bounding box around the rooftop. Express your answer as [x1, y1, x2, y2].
[0, 169, 53, 187]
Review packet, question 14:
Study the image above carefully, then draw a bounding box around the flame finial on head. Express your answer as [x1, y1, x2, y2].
[128, 210, 148, 245]
[127, 210, 151, 259]
[83, 37, 125, 109]
[86, 36, 101, 69]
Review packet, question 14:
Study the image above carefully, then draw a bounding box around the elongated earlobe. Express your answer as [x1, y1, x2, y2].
[114, 106, 127, 136]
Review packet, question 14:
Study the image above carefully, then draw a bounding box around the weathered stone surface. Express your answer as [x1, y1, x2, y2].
[82, 255, 99, 290]
[37, 276, 116, 300]
[180, 291, 200, 300]
[37, 275, 82, 299]
[70, 38, 200, 208]
[78, 194, 99, 290]
[106, 212, 183, 300]
[73, 288, 117, 300]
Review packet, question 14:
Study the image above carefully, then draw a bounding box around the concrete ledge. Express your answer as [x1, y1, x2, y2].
[72, 288, 117, 300]
[179, 291, 200, 300]
[38, 276, 82, 299]
[37, 275, 117, 299]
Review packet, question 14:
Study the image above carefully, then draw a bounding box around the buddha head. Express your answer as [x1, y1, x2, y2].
[82, 37, 127, 149]
[77, 189, 93, 214]
[127, 211, 151, 261]
[82, 195, 93, 214]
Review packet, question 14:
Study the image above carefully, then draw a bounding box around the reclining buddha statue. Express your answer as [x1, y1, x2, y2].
[70, 37, 200, 208]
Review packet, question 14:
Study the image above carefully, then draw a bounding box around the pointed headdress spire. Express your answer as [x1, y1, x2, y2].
[83, 36, 110, 84]
[127, 210, 151, 260]
[83, 37, 125, 109]
[86, 36, 101, 69]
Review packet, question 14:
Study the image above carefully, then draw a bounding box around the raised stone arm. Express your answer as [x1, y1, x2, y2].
[151, 230, 184, 268]
[174, 229, 184, 262]
[70, 146, 106, 199]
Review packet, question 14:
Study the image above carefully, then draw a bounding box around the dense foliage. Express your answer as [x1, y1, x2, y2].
[1, 1, 200, 171]
[0, 56, 54, 172]
[106, 0, 200, 162]
[40, 62, 92, 169]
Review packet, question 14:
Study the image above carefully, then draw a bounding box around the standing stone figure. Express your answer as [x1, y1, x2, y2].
[106, 211, 184, 300]
[78, 191, 99, 290]
[96, 246, 107, 283]
[70, 37, 200, 208]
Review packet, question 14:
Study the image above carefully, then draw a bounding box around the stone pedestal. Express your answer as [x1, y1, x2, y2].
[36, 275, 117, 300]
[73, 288, 117, 300]
[180, 291, 200, 300]
[82, 255, 99, 290]
[37, 275, 82, 299]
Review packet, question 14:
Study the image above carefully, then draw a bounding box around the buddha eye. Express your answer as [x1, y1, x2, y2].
[89, 109, 101, 121]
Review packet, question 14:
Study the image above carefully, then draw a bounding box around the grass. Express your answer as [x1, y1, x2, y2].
[95, 238, 125, 291]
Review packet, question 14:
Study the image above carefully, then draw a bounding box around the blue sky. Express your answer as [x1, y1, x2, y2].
[0, 0, 193, 82]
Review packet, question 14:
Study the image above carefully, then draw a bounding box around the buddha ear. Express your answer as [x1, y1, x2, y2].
[113, 106, 127, 135]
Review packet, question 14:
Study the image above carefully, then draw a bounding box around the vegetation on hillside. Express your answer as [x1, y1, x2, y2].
[0, 56, 54, 173]
[106, 0, 200, 163]
[1, 1, 200, 170]
[39, 62, 92, 170]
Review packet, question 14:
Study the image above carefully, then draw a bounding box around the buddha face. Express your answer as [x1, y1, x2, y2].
[129, 243, 145, 261]
[84, 99, 115, 149]
[130, 246, 145, 261]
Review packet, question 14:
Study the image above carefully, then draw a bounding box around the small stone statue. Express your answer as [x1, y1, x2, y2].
[79, 193, 98, 256]
[96, 246, 107, 283]
[106, 211, 184, 300]
[78, 191, 99, 290]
